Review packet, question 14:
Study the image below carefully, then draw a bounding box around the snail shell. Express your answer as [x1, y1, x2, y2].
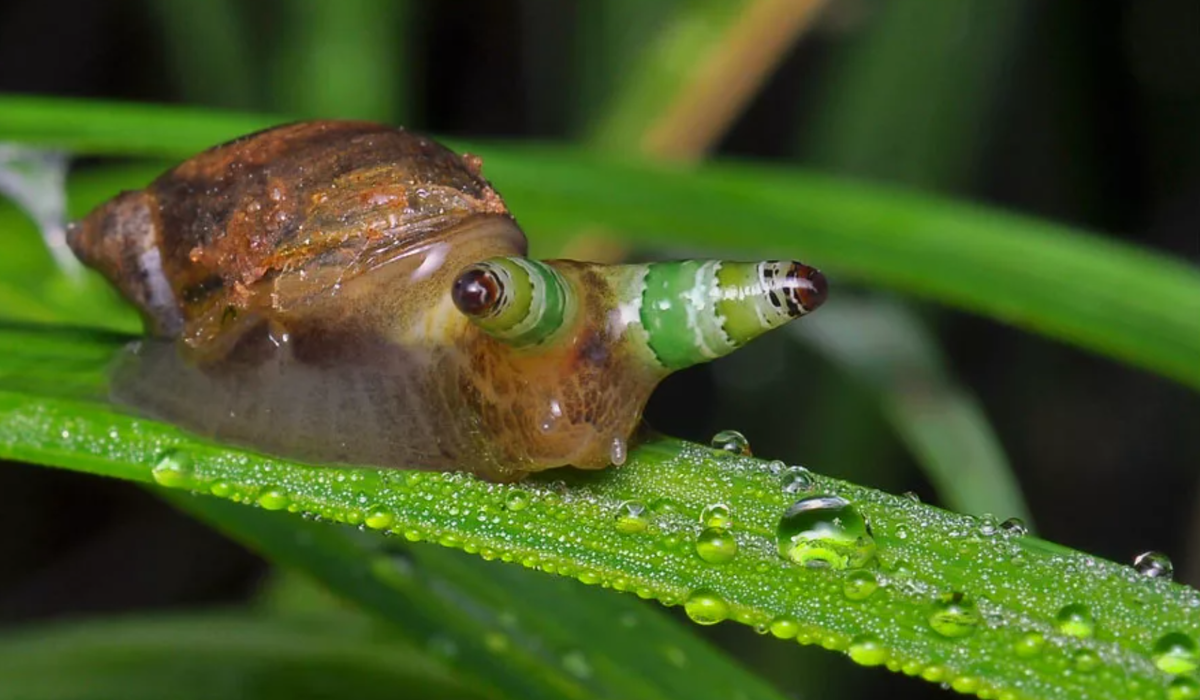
[68, 121, 827, 481]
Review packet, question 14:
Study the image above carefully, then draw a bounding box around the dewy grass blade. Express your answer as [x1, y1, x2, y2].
[0, 323, 1197, 700]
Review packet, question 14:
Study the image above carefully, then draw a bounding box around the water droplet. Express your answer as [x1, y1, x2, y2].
[562, 650, 592, 679]
[695, 527, 738, 564]
[1013, 632, 1045, 658]
[1071, 648, 1100, 673]
[842, 570, 879, 601]
[901, 491, 922, 503]
[1154, 632, 1199, 674]
[927, 592, 980, 638]
[1055, 603, 1095, 638]
[1169, 677, 1200, 700]
[847, 634, 888, 666]
[683, 590, 729, 625]
[257, 489, 289, 511]
[776, 495, 875, 569]
[978, 514, 999, 537]
[151, 451, 193, 489]
[781, 467, 814, 494]
[1000, 517, 1028, 535]
[768, 617, 799, 639]
[614, 501, 649, 534]
[710, 429, 751, 456]
[610, 436, 627, 466]
[505, 491, 530, 512]
[365, 509, 395, 531]
[1133, 550, 1174, 579]
[650, 497, 680, 515]
[700, 503, 733, 529]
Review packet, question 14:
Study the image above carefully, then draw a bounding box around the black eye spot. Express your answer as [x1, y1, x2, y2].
[452, 267, 501, 316]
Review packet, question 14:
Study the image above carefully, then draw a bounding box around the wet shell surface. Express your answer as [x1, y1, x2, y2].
[68, 121, 827, 481]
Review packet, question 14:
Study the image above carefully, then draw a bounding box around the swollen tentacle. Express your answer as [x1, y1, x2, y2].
[627, 260, 827, 371]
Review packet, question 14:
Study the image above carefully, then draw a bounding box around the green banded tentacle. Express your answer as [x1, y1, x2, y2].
[631, 260, 827, 371]
[454, 257, 571, 347]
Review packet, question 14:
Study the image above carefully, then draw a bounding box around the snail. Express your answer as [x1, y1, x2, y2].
[67, 121, 827, 481]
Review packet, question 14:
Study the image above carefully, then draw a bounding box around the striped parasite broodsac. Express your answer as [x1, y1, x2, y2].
[68, 121, 827, 481]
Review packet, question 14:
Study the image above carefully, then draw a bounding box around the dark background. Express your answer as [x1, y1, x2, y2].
[1, 1, 1198, 698]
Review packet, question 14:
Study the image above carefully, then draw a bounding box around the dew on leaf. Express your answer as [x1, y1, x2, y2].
[1000, 517, 1028, 535]
[695, 527, 738, 564]
[769, 617, 799, 639]
[151, 450, 194, 489]
[927, 592, 981, 638]
[1153, 632, 1199, 674]
[776, 495, 875, 569]
[1071, 648, 1100, 673]
[700, 503, 733, 529]
[364, 509, 395, 531]
[1133, 550, 1174, 579]
[614, 501, 649, 534]
[256, 488, 289, 511]
[1169, 676, 1200, 700]
[710, 429, 751, 456]
[781, 466, 814, 494]
[847, 634, 888, 666]
[505, 491, 530, 512]
[842, 570, 879, 601]
[1013, 632, 1045, 658]
[683, 590, 729, 625]
[1055, 603, 1095, 638]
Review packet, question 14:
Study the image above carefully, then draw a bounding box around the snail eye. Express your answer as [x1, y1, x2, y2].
[452, 265, 503, 317]
[452, 257, 570, 348]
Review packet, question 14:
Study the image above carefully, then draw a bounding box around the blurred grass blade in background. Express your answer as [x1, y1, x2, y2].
[0, 613, 489, 700]
[0, 95, 1198, 393]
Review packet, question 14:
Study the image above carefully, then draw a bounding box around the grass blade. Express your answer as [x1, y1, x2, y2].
[0, 323, 1196, 700]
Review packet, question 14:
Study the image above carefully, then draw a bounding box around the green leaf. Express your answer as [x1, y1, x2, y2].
[0, 322, 1196, 700]
[0, 613, 487, 700]
[1, 96, 1197, 391]
[168, 494, 788, 700]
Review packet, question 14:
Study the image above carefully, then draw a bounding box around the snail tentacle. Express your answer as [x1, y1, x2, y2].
[630, 260, 828, 371]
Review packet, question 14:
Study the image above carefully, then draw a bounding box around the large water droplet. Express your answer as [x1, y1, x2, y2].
[614, 501, 649, 534]
[151, 451, 194, 489]
[683, 590, 729, 625]
[776, 495, 875, 569]
[1013, 632, 1045, 658]
[1154, 632, 1199, 674]
[1133, 550, 1174, 579]
[847, 634, 888, 666]
[710, 429, 751, 456]
[700, 503, 733, 529]
[781, 467, 814, 494]
[1169, 677, 1200, 700]
[927, 592, 980, 638]
[365, 509, 395, 531]
[505, 491, 530, 512]
[842, 570, 879, 601]
[257, 488, 289, 511]
[1000, 517, 1028, 536]
[1055, 603, 1095, 638]
[768, 617, 799, 639]
[695, 527, 738, 564]
[1071, 648, 1100, 673]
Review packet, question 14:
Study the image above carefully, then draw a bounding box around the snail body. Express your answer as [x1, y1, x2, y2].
[68, 121, 827, 481]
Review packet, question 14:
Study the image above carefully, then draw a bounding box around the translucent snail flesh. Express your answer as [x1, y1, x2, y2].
[68, 121, 828, 481]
